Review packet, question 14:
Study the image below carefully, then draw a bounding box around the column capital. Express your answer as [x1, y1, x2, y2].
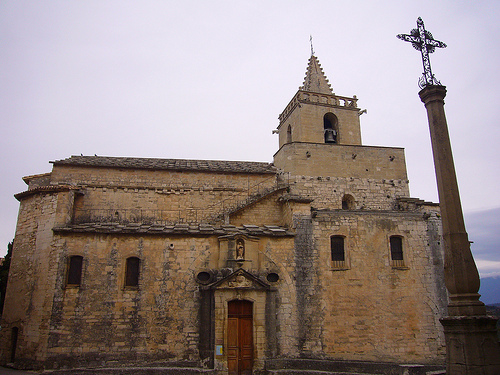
[419, 85, 447, 105]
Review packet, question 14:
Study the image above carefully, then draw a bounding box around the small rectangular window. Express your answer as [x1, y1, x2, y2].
[331, 236, 347, 269]
[67, 255, 83, 286]
[390, 236, 405, 268]
[125, 257, 140, 287]
[331, 236, 345, 261]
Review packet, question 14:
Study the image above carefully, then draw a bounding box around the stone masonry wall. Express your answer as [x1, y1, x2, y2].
[301, 209, 446, 364]
[274, 143, 408, 181]
[50, 165, 275, 192]
[49, 166, 279, 225]
[43, 231, 300, 369]
[44, 233, 221, 368]
[0, 192, 60, 366]
[286, 174, 409, 211]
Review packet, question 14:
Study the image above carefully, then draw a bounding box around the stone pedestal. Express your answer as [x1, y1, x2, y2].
[419, 85, 500, 374]
[441, 316, 500, 375]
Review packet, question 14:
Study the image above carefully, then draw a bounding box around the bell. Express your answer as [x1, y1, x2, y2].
[325, 128, 336, 143]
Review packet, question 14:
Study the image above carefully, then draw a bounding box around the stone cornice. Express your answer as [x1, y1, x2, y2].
[53, 223, 295, 237]
[14, 185, 77, 201]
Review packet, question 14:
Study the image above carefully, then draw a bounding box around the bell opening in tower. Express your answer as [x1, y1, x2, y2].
[324, 113, 338, 144]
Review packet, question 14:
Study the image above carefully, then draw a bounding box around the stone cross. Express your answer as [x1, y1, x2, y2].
[397, 17, 447, 88]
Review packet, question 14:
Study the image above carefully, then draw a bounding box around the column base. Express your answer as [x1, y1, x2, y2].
[440, 315, 500, 375]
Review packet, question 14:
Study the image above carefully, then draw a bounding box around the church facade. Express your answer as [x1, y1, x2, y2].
[1, 55, 447, 374]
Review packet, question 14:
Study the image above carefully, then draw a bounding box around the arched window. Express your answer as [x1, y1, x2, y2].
[67, 255, 83, 286]
[342, 194, 355, 210]
[286, 125, 292, 143]
[125, 257, 141, 287]
[323, 113, 338, 144]
[330, 236, 346, 269]
[390, 236, 405, 267]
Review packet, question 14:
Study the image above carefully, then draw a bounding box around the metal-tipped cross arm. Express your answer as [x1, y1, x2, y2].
[397, 17, 447, 89]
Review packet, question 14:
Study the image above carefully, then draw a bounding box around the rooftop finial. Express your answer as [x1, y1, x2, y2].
[310, 35, 315, 56]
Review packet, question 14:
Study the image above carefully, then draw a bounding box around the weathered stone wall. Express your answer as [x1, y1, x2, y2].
[44, 233, 219, 368]
[50, 165, 279, 225]
[229, 191, 285, 227]
[271, 158, 446, 363]
[50, 165, 275, 191]
[285, 174, 409, 211]
[274, 143, 408, 182]
[1, 158, 446, 370]
[33, 230, 299, 371]
[0, 192, 59, 366]
[309, 209, 447, 363]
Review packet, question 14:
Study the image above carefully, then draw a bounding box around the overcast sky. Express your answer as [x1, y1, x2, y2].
[1, 1, 499, 277]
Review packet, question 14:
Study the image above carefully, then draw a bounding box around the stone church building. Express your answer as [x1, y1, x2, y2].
[1, 55, 447, 374]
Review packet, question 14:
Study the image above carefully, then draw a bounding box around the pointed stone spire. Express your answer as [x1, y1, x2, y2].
[300, 55, 333, 94]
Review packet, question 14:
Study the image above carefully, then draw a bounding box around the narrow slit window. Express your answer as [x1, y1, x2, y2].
[67, 255, 83, 286]
[125, 257, 140, 287]
[10, 327, 18, 363]
[287, 125, 292, 143]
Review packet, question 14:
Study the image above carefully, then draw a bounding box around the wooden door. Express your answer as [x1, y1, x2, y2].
[227, 300, 253, 375]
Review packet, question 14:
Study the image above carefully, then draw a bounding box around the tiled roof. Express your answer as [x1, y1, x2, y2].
[53, 223, 294, 237]
[51, 156, 277, 174]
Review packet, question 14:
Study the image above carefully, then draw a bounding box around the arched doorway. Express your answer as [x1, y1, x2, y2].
[227, 300, 253, 375]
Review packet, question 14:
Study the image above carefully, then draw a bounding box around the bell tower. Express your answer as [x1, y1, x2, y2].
[275, 54, 362, 149]
[274, 54, 407, 181]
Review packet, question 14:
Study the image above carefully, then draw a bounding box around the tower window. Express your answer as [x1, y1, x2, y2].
[67, 255, 83, 286]
[287, 125, 292, 143]
[342, 194, 355, 210]
[72, 192, 85, 224]
[125, 257, 141, 287]
[390, 236, 405, 268]
[324, 113, 338, 144]
[330, 236, 347, 270]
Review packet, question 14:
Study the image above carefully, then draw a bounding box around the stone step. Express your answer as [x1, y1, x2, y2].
[42, 367, 218, 375]
[268, 371, 377, 375]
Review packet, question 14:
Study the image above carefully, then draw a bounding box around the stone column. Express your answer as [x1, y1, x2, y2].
[419, 85, 500, 374]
